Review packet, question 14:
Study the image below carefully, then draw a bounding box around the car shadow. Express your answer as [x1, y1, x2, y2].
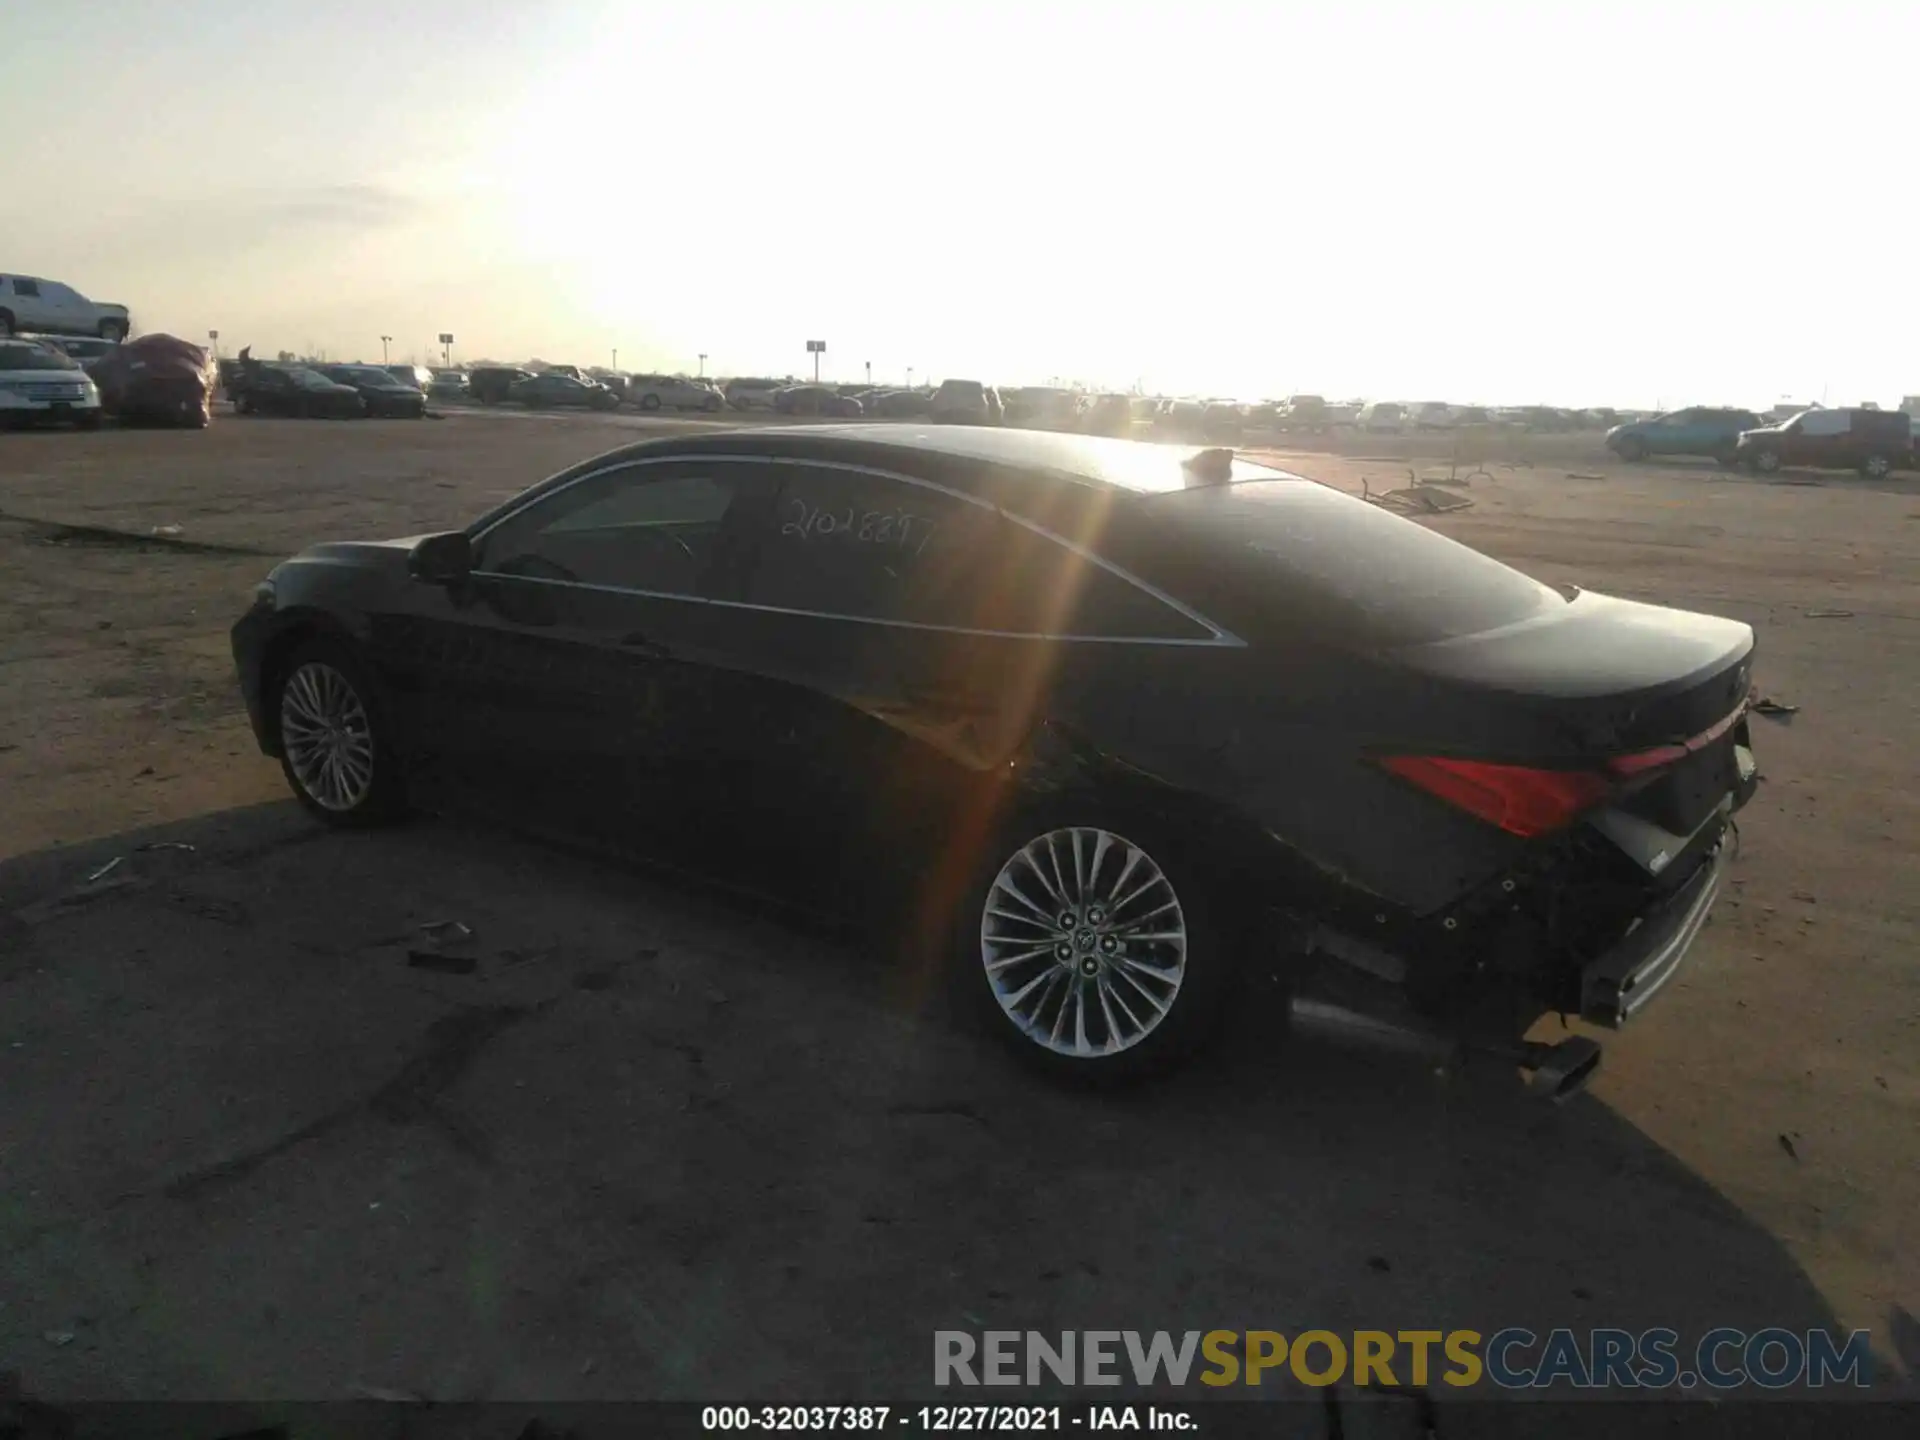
[0, 802, 1872, 1405]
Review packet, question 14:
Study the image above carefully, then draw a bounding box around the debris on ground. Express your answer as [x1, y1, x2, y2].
[407, 950, 478, 975]
[1805, 609, 1855, 619]
[136, 841, 197, 853]
[1778, 1133, 1799, 1161]
[1753, 697, 1800, 718]
[418, 919, 474, 944]
[149, 524, 184, 538]
[1360, 479, 1476, 514]
[1564, 471, 1606, 480]
[85, 857, 124, 883]
[40, 1331, 74, 1348]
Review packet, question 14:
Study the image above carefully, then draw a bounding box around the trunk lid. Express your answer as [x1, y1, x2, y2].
[1394, 589, 1754, 755]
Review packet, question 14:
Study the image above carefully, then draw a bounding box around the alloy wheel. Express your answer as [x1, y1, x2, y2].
[279, 661, 376, 812]
[980, 827, 1187, 1058]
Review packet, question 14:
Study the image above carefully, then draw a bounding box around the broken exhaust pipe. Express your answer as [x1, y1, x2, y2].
[1287, 997, 1603, 1103]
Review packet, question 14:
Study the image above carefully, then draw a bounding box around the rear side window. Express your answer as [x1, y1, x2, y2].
[1149, 480, 1562, 648]
[743, 465, 1211, 640]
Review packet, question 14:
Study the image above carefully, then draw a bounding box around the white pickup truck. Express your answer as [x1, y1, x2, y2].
[0, 273, 131, 341]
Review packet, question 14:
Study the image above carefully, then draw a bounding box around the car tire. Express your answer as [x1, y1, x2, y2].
[703, 394, 721, 412]
[950, 802, 1237, 1085]
[1860, 454, 1892, 480]
[1752, 449, 1782, 474]
[639, 393, 661, 411]
[1615, 437, 1648, 462]
[271, 639, 407, 828]
[75, 411, 104, 431]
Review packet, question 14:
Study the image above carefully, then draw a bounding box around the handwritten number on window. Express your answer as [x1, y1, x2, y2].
[782, 498, 936, 556]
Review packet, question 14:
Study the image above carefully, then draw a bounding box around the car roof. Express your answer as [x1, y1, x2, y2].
[571, 424, 1304, 498]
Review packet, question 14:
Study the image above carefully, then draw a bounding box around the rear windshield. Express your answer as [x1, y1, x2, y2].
[1149, 479, 1563, 647]
[0, 343, 80, 371]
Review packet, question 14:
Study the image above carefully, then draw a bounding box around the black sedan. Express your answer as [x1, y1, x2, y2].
[323, 365, 428, 418]
[509, 372, 620, 410]
[231, 365, 366, 418]
[231, 427, 1759, 1091]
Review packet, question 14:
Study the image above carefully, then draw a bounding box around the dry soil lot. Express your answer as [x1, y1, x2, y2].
[1, 412, 1916, 1417]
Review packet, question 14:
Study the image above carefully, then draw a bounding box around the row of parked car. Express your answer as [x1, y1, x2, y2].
[1605, 405, 1918, 478]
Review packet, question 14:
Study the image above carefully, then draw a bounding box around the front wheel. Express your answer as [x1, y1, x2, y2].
[1752, 449, 1782, 474]
[1615, 437, 1647, 462]
[272, 641, 408, 827]
[75, 411, 104, 430]
[639, 393, 661, 411]
[956, 812, 1235, 1083]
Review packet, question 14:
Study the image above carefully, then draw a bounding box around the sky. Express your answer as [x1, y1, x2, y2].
[4, 0, 1915, 408]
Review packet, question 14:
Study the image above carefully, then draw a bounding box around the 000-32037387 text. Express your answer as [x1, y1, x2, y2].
[701, 1406, 1069, 1431]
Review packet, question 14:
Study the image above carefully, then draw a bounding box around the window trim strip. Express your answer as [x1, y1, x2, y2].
[470, 451, 1245, 648]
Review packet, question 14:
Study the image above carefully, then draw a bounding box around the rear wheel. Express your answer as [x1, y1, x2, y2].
[1861, 453, 1892, 479]
[1752, 448, 1782, 474]
[955, 807, 1235, 1083]
[271, 640, 407, 827]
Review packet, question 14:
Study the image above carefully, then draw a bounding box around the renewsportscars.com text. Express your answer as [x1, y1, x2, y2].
[934, 1328, 1875, 1390]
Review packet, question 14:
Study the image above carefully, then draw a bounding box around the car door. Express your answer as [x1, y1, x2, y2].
[383, 456, 775, 854]
[688, 458, 1216, 917]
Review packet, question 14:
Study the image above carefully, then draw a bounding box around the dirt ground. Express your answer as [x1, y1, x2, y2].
[1, 411, 1915, 1411]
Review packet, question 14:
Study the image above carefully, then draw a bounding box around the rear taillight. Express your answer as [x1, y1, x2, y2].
[1374, 755, 1613, 838]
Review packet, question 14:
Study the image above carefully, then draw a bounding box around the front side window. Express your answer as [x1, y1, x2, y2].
[1800, 410, 1849, 436]
[477, 464, 760, 596]
[743, 465, 1210, 640]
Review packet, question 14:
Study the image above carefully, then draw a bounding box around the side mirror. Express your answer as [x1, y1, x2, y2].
[408, 531, 472, 585]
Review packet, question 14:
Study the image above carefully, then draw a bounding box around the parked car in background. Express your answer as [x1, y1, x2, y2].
[0, 339, 103, 428]
[89, 333, 216, 427]
[1357, 402, 1406, 433]
[1735, 408, 1913, 479]
[1202, 401, 1246, 440]
[1082, 393, 1135, 437]
[323, 365, 429, 418]
[861, 388, 931, 419]
[533, 363, 587, 380]
[509, 372, 620, 411]
[36, 335, 120, 368]
[1004, 387, 1081, 430]
[384, 365, 433, 392]
[1606, 407, 1762, 464]
[628, 374, 724, 412]
[467, 367, 534, 404]
[0, 274, 130, 340]
[231, 426, 1759, 1092]
[1411, 402, 1454, 431]
[429, 368, 469, 400]
[772, 385, 864, 417]
[1278, 395, 1330, 431]
[724, 377, 786, 411]
[930, 379, 1003, 425]
[232, 365, 366, 419]
[1452, 406, 1493, 426]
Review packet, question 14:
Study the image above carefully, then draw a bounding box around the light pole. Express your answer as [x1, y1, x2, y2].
[865, 361, 871, 386]
[612, 348, 618, 371]
[380, 335, 392, 364]
[907, 367, 914, 390]
[208, 329, 219, 359]
[698, 353, 707, 377]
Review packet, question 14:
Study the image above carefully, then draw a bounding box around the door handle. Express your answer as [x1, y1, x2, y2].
[619, 631, 673, 660]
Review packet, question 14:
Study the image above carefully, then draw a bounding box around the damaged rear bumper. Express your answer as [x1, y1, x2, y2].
[1579, 837, 1729, 1028]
